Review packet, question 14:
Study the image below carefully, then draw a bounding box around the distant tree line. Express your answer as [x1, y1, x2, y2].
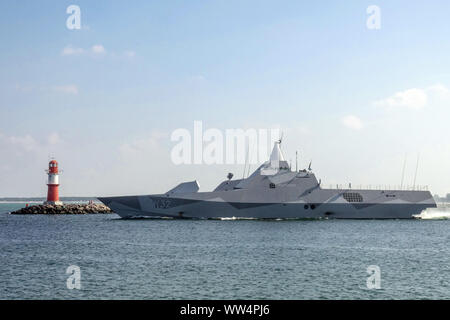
[433, 194, 450, 203]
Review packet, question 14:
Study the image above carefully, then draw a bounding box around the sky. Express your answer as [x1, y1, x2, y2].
[0, 0, 449, 197]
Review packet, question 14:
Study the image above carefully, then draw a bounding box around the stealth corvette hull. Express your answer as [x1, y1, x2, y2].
[98, 142, 436, 219]
[99, 189, 436, 219]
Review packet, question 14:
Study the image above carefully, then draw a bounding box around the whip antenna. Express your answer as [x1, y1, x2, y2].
[400, 153, 407, 189]
[413, 153, 420, 190]
[243, 140, 249, 179]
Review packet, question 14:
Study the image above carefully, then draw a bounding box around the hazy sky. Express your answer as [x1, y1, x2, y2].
[0, 0, 449, 197]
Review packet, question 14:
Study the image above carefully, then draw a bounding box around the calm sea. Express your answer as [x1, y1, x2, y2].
[1, 202, 449, 300]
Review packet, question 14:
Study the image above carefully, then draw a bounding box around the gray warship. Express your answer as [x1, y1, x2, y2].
[99, 142, 436, 219]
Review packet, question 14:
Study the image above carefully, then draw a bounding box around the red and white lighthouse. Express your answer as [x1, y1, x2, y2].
[45, 160, 62, 205]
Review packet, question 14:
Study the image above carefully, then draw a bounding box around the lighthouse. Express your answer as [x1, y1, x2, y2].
[45, 160, 62, 205]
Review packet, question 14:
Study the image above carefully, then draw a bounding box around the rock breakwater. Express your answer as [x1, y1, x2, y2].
[10, 203, 113, 215]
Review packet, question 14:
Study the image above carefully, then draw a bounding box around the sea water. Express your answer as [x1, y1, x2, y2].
[1, 202, 449, 299]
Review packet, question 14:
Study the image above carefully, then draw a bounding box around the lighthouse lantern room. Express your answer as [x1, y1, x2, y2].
[45, 159, 63, 205]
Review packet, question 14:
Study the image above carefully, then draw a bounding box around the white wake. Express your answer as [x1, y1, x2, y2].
[414, 207, 450, 220]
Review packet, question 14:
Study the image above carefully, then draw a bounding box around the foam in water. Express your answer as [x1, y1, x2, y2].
[414, 209, 450, 220]
[219, 216, 258, 220]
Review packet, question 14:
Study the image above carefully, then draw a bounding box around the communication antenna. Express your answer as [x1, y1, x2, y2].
[400, 153, 407, 189]
[246, 145, 252, 178]
[296, 151, 298, 172]
[413, 153, 420, 190]
[308, 160, 312, 171]
[242, 140, 249, 179]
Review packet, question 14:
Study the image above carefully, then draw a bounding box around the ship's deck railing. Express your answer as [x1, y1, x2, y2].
[323, 184, 429, 191]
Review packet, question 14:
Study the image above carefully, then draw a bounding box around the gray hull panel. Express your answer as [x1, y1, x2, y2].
[99, 196, 433, 219]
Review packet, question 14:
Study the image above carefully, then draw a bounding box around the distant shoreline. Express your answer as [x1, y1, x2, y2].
[0, 197, 98, 202]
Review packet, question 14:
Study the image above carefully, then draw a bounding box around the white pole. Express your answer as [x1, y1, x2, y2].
[413, 153, 420, 190]
[243, 140, 249, 179]
[400, 153, 407, 190]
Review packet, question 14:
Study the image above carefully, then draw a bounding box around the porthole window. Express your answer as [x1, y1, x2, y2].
[269, 183, 275, 189]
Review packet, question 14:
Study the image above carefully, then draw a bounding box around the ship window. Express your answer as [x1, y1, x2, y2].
[269, 183, 275, 189]
[343, 192, 363, 203]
